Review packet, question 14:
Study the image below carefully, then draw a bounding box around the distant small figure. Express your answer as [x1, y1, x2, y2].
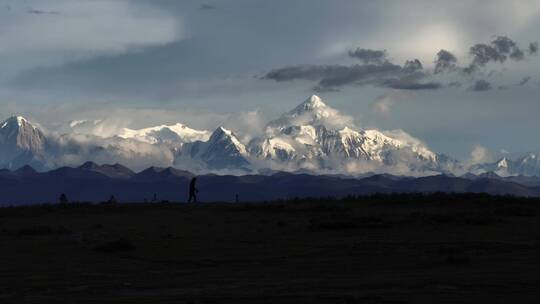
[235, 193, 239, 203]
[152, 193, 157, 203]
[188, 177, 198, 203]
[107, 195, 118, 204]
[59, 193, 69, 204]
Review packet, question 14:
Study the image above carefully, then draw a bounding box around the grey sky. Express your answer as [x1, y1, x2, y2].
[1, 0, 540, 160]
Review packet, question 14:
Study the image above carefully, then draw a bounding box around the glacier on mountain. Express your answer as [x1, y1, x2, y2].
[118, 123, 211, 146]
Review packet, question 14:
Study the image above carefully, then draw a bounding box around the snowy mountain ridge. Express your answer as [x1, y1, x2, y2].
[249, 95, 440, 174]
[118, 123, 211, 146]
[471, 153, 540, 177]
[0, 116, 48, 169]
[2, 95, 540, 176]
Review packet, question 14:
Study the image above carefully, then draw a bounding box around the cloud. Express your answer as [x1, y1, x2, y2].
[381, 77, 441, 90]
[0, 1, 184, 71]
[67, 118, 128, 138]
[47, 105, 278, 146]
[27, 8, 60, 15]
[434, 49, 458, 74]
[467, 44, 506, 70]
[372, 90, 413, 114]
[492, 36, 524, 60]
[529, 42, 539, 55]
[468, 145, 495, 166]
[264, 34, 537, 93]
[465, 36, 527, 73]
[16, 102, 237, 139]
[51, 133, 175, 171]
[382, 129, 433, 153]
[264, 61, 441, 92]
[403, 59, 423, 73]
[471, 79, 492, 91]
[380, 129, 439, 169]
[223, 110, 267, 142]
[519, 76, 531, 86]
[348, 48, 387, 64]
[200, 4, 216, 10]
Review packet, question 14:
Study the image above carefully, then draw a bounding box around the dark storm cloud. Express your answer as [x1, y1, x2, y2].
[434, 50, 458, 74]
[265, 63, 401, 87]
[471, 79, 492, 91]
[348, 48, 388, 64]
[509, 48, 525, 61]
[465, 44, 506, 73]
[403, 59, 423, 73]
[492, 36, 518, 55]
[264, 61, 441, 92]
[264, 34, 537, 92]
[465, 36, 526, 73]
[381, 78, 442, 90]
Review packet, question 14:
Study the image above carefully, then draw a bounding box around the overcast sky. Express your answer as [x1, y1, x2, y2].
[1, 0, 540, 160]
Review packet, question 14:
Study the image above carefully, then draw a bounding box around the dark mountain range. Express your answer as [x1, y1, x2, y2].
[0, 164, 539, 205]
[460, 171, 540, 187]
[78, 161, 135, 179]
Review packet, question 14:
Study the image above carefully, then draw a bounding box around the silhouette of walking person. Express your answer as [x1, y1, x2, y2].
[59, 193, 69, 204]
[107, 195, 118, 204]
[188, 177, 198, 203]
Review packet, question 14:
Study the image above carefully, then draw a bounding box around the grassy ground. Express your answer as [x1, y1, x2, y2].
[1, 194, 540, 303]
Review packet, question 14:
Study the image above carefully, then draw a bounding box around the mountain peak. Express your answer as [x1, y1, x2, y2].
[307, 94, 325, 106]
[214, 126, 232, 136]
[293, 95, 328, 113]
[185, 125, 249, 169]
[1, 116, 34, 129]
[14, 164, 37, 176]
[266, 95, 352, 133]
[497, 157, 509, 169]
[209, 126, 246, 153]
[209, 126, 240, 142]
[79, 161, 100, 170]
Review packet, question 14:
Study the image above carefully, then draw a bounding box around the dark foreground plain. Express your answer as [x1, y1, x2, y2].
[2, 194, 540, 303]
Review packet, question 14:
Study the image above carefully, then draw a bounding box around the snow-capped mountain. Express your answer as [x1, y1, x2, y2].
[68, 119, 210, 146]
[515, 153, 540, 176]
[471, 153, 540, 176]
[0, 116, 48, 169]
[2, 95, 537, 176]
[118, 123, 210, 146]
[181, 126, 250, 170]
[249, 95, 441, 174]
